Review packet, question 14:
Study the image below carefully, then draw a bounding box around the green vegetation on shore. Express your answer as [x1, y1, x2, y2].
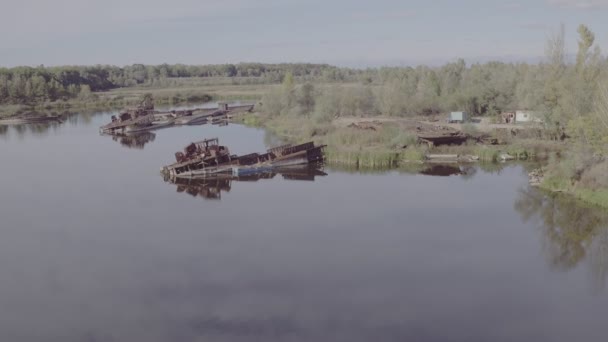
[0, 90, 213, 118]
[537, 149, 608, 208]
[2, 25, 607, 206]
[249, 24, 608, 206]
[0, 63, 340, 111]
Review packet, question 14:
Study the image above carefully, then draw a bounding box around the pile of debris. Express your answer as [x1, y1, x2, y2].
[347, 121, 382, 131]
[416, 125, 468, 147]
[528, 169, 544, 187]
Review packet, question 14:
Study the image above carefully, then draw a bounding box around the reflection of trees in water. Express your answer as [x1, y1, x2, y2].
[5, 122, 63, 138]
[589, 229, 608, 290]
[263, 129, 283, 148]
[110, 132, 156, 149]
[477, 162, 509, 174]
[515, 187, 608, 291]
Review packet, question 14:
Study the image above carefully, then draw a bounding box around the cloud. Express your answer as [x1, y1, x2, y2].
[546, 0, 608, 9]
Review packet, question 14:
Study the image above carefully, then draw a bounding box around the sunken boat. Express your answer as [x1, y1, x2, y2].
[100, 101, 255, 135]
[160, 138, 326, 178]
[99, 101, 161, 134]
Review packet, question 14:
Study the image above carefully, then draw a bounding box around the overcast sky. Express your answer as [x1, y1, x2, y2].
[1, 0, 607, 67]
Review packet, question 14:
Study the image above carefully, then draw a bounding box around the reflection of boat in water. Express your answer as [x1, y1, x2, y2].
[161, 138, 326, 178]
[164, 165, 328, 200]
[419, 164, 477, 178]
[109, 132, 156, 149]
[420, 164, 462, 177]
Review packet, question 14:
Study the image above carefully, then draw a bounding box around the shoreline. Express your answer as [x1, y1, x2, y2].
[0, 93, 214, 119]
[528, 168, 608, 209]
[237, 113, 563, 168]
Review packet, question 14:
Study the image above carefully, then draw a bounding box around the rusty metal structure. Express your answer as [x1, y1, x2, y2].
[417, 132, 468, 147]
[161, 138, 326, 178]
[501, 111, 516, 124]
[99, 102, 254, 135]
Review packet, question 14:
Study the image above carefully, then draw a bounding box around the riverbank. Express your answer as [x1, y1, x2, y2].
[0, 91, 213, 119]
[239, 113, 565, 168]
[253, 112, 607, 209]
[539, 182, 608, 209]
[529, 165, 608, 209]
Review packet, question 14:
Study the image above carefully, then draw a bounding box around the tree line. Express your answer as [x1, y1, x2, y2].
[263, 25, 607, 143]
[0, 63, 344, 105]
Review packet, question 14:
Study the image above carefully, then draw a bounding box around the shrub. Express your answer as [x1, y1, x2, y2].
[579, 160, 608, 189]
[461, 123, 479, 136]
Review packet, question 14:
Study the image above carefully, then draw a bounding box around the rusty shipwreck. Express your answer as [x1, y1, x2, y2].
[161, 138, 326, 178]
[99, 102, 254, 135]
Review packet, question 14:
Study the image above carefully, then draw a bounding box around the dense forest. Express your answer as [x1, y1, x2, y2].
[0, 63, 343, 105]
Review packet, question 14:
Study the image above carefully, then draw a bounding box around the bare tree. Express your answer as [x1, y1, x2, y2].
[545, 23, 566, 70]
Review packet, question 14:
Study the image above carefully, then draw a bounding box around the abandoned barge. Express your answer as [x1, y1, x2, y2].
[99, 102, 254, 135]
[161, 138, 326, 178]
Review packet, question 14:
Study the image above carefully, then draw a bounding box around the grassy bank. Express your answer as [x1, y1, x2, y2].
[239, 113, 565, 168]
[246, 115, 426, 167]
[0, 91, 214, 118]
[538, 156, 608, 208]
[539, 177, 608, 208]
[432, 139, 564, 162]
[0, 79, 278, 118]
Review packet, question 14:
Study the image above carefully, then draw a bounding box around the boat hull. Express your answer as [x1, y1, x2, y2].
[162, 141, 326, 179]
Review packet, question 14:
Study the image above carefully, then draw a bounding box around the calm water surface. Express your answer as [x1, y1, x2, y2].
[1, 111, 607, 342]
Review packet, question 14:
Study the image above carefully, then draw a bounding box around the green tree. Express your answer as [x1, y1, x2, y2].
[296, 83, 315, 115]
[78, 84, 95, 101]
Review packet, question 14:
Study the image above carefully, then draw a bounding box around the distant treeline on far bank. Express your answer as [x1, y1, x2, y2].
[0, 63, 344, 105]
[1, 29, 607, 122]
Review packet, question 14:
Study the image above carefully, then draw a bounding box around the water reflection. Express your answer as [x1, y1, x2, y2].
[164, 165, 328, 200]
[0, 122, 64, 138]
[515, 187, 608, 291]
[420, 164, 463, 177]
[107, 132, 157, 149]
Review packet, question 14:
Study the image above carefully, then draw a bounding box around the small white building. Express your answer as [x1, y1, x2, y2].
[515, 110, 543, 123]
[448, 111, 468, 123]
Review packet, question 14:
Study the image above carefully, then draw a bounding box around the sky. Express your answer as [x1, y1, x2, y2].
[1, 0, 608, 67]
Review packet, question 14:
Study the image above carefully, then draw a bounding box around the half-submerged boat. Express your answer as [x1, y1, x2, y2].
[99, 102, 255, 135]
[160, 138, 326, 178]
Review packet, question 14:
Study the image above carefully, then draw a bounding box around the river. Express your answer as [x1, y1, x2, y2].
[1, 111, 607, 342]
